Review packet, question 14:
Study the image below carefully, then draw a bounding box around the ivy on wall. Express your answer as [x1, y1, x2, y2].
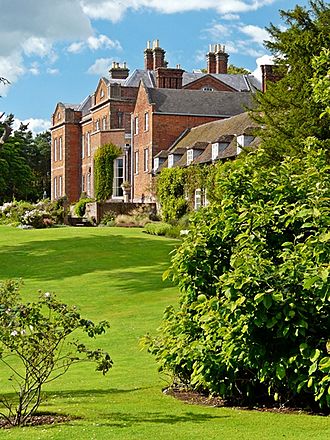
[94, 143, 122, 201]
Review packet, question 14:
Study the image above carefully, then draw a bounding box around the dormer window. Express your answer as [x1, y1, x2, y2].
[212, 143, 219, 161]
[187, 149, 194, 166]
[168, 154, 174, 168]
[154, 157, 159, 170]
[236, 134, 254, 155]
[202, 86, 214, 92]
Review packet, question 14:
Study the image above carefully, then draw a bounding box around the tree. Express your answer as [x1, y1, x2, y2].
[253, 0, 330, 161]
[94, 143, 122, 201]
[227, 64, 250, 75]
[0, 280, 112, 426]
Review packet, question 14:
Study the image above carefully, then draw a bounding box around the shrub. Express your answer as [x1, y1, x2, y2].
[156, 168, 188, 222]
[143, 142, 330, 410]
[100, 211, 116, 226]
[144, 222, 172, 236]
[74, 198, 93, 217]
[0, 280, 112, 426]
[94, 143, 122, 201]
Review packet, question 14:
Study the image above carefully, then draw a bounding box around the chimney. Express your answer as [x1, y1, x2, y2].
[261, 64, 282, 92]
[215, 44, 229, 74]
[109, 61, 130, 79]
[144, 40, 153, 70]
[207, 44, 216, 74]
[152, 39, 166, 70]
[156, 66, 185, 89]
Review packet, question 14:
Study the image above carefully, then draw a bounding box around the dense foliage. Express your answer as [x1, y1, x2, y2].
[156, 168, 188, 222]
[94, 143, 121, 201]
[0, 280, 112, 426]
[144, 143, 330, 409]
[253, 0, 330, 161]
[0, 117, 51, 202]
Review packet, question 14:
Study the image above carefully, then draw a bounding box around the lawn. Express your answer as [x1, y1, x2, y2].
[0, 225, 328, 439]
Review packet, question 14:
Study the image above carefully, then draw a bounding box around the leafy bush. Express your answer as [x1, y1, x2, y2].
[100, 211, 116, 226]
[144, 222, 172, 236]
[156, 168, 188, 222]
[0, 199, 64, 228]
[0, 280, 112, 426]
[74, 197, 93, 217]
[94, 143, 122, 201]
[143, 142, 330, 410]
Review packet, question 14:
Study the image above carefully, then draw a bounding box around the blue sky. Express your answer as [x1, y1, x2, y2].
[0, 0, 308, 135]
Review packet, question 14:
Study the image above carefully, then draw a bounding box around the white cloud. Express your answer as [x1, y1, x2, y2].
[80, 0, 276, 22]
[252, 54, 274, 81]
[47, 68, 60, 75]
[0, 53, 25, 96]
[240, 25, 270, 45]
[13, 118, 51, 137]
[222, 14, 240, 20]
[87, 58, 113, 75]
[68, 34, 121, 53]
[22, 37, 53, 57]
[29, 62, 40, 76]
[207, 23, 232, 39]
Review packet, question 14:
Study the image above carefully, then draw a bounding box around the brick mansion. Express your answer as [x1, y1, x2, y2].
[51, 41, 271, 204]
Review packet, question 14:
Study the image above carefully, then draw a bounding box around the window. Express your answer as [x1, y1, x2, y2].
[202, 86, 214, 92]
[100, 89, 104, 98]
[53, 177, 57, 199]
[134, 117, 139, 135]
[102, 116, 107, 131]
[118, 112, 123, 128]
[81, 174, 85, 193]
[57, 113, 61, 121]
[59, 137, 63, 161]
[187, 149, 194, 166]
[95, 119, 100, 131]
[59, 176, 63, 197]
[54, 138, 57, 162]
[87, 173, 91, 196]
[153, 157, 159, 170]
[168, 154, 174, 168]
[144, 112, 149, 131]
[82, 134, 85, 159]
[143, 148, 149, 172]
[211, 143, 219, 161]
[113, 158, 124, 197]
[87, 132, 91, 157]
[194, 189, 202, 211]
[134, 151, 139, 174]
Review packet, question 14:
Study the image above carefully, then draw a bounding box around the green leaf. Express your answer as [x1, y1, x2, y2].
[310, 349, 321, 363]
[276, 365, 286, 380]
[263, 294, 273, 309]
[308, 362, 318, 375]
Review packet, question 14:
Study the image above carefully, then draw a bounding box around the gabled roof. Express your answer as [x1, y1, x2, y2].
[146, 88, 253, 117]
[110, 69, 261, 92]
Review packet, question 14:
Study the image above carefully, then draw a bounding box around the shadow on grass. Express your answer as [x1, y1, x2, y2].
[89, 411, 229, 428]
[0, 233, 176, 294]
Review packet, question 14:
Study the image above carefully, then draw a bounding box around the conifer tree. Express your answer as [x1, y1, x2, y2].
[253, 0, 330, 161]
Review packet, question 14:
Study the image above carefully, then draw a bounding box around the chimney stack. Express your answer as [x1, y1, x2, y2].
[261, 64, 282, 93]
[109, 62, 130, 79]
[152, 39, 166, 70]
[156, 67, 185, 89]
[215, 44, 228, 74]
[144, 40, 153, 70]
[207, 44, 216, 74]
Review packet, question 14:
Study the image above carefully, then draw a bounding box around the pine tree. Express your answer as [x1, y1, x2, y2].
[253, 0, 330, 161]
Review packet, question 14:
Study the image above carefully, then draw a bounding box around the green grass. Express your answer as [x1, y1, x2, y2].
[0, 225, 328, 439]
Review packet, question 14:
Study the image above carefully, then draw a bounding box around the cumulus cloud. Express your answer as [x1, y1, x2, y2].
[252, 54, 274, 81]
[0, 53, 25, 96]
[47, 68, 60, 75]
[13, 118, 51, 137]
[87, 58, 113, 75]
[240, 25, 270, 45]
[81, 0, 276, 22]
[68, 34, 121, 53]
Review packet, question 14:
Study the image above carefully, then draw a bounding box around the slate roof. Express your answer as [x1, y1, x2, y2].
[108, 69, 261, 92]
[146, 88, 254, 117]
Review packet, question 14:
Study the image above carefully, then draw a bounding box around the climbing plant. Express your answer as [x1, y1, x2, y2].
[94, 143, 122, 201]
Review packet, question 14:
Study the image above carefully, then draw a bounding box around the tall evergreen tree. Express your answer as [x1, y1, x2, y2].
[253, 0, 330, 161]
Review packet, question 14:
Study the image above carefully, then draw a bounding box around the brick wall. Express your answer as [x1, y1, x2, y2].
[184, 76, 235, 91]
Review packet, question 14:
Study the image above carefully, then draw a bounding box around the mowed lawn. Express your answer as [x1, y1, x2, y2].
[0, 225, 328, 440]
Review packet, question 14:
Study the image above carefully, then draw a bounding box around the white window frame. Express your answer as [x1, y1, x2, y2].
[144, 112, 149, 131]
[134, 117, 139, 135]
[113, 157, 124, 198]
[194, 188, 202, 211]
[54, 138, 57, 162]
[211, 143, 219, 161]
[59, 175, 63, 197]
[82, 134, 85, 159]
[187, 149, 194, 166]
[202, 86, 214, 92]
[87, 132, 91, 157]
[144, 148, 149, 172]
[102, 116, 107, 130]
[96, 119, 100, 131]
[168, 154, 174, 168]
[134, 151, 139, 174]
[100, 89, 104, 98]
[54, 177, 57, 199]
[154, 157, 159, 170]
[87, 173, 91, 196]
[59, 137, 63, 161]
